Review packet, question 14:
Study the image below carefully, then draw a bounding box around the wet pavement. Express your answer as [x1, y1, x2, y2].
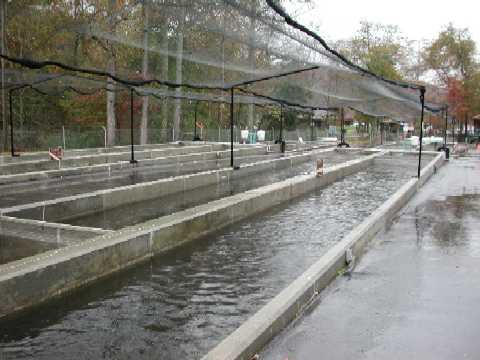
[0, 156, 422, 360]
[262, 156, 480, 360]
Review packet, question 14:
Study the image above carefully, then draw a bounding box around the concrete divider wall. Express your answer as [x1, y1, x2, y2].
[0, 146, 268, 186]
[0, 143, 179, 165]
[0, 217, 110, 246]
[0, 153, 379, 320]
[0, 144, 228, 175]
[2, 151, 324, 222]
[145, 158, 370, 255]
[202, 152, 445, 360]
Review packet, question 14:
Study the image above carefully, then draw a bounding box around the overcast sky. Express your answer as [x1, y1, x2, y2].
[288, 0, 480, 45]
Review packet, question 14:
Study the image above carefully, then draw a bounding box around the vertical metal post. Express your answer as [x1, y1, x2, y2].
[310, 112, 314, 142]
[341, 108, 345, 144]
[9, 88, 14, 156]
[280, 104, 285, 153]
[230, 87, 234, 168]
[444, 106, 448, 148]
[418, 87, 426, 178]
[193, 100, 199, 141]
[280, 105, 283, 140]
[337, 107, 349, 147]
[452, 116, 456, 145]
[380, 122, 383, 145]
[130, 88, 136, 164]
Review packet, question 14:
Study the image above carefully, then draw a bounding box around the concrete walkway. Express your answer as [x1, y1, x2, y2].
[262, 157, 480, 360]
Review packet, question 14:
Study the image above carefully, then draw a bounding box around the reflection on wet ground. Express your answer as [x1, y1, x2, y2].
[413, 194, 480, 251]
[408, 156, 480, 254]
[0, 236, 58, 265]
[261, 157, 480, 360]
[0, 156, 420, 360]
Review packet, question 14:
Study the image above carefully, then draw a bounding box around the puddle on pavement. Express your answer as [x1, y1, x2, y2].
[413, 194, 480, 250]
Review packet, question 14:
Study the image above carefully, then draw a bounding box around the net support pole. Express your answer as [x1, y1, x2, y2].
[417, 87, 426, 178]
[130, 88, 137, 164]
[452, 116, 456, 144]
[280, 105, 283, 142]
[310, 112, 314, 142]
[337, 107, 350, 148]
[444, 106, 448, 148]
[341, 108, 344, 145]
[230, 87, 234, 168]
[380, 121, 384, 145]
[193, 100, 199, 141]
[280, 104, 285, 153]
[9, 88, 14, 157]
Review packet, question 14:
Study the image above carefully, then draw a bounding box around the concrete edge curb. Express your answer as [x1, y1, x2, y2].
[0, 216, 111, 234]
[0, 144, 227, 175]
[0, 146, 264, 185]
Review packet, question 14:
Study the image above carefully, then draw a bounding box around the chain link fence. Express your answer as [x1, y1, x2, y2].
[0, 126, 403, 154]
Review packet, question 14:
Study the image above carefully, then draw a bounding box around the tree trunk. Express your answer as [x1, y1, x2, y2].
[247, 0, 256, 129]
[140, 1, 149, 145]
[172, 8, 185, 141]
[106, 0, 117, 147]
[1, 0, 6, 151]
[106, 71, 116, 146]
[160, 20, 169, 140]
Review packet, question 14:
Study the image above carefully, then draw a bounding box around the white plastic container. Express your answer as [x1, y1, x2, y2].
[257, 130, 265, 142]
[409, 136, 419, 146]
[240, 130, 249, 140]
[430, 136, 443, 144]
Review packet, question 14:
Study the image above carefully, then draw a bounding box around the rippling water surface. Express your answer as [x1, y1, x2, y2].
[0, 155, 425, 360]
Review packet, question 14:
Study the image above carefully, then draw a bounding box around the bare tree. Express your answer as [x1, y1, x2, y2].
[1, 0, 6, 151]
[140, 0, 149, 145]
[160, 15, 169, 135]
[247, 0, 256, 129]
[106, 0, 118, 146]
[172, 5, 185, 140]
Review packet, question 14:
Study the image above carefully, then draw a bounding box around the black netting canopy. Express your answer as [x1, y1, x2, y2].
[1, 0, 443, 118]
[0, 0, 450, 177]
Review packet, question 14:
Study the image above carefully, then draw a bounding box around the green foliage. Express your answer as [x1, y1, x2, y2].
[423, 24, 479, 119]
[423, 24, 476, 83]
[337, 21, 407, 80]
[272, 82, 311, 129]
[3, 2, 480, 140]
